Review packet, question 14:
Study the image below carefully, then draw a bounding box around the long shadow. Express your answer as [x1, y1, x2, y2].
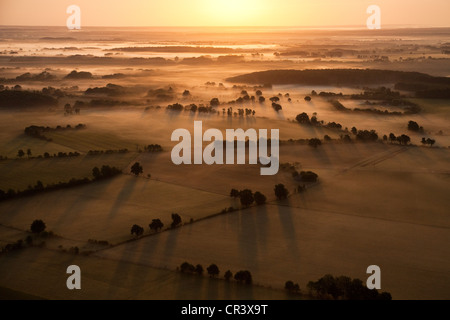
[54, 178, 115, 235]
[237, 208, 259, 270]
[275, 201, 299, 259]
[108, 176, 138, 218]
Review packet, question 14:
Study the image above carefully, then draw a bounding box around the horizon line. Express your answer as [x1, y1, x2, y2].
[1, 24, 450, 29]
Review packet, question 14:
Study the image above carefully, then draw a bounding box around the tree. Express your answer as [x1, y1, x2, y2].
[269, 96, 280, 102]
[182, 90, 190, 96]
[351, 127, 357, 135]
[234, 270, 252, 284]
[130, 224, 144, 237]
[324, 135, 331, 141]
[407, 120, 420, 131]
[17, 149, 25, 158]
[397, 134, 411, 145]
[149, 219, 164, 232]
[308, 138, 322, 148]
[207, 264, 220, 278]
[285, 280, 300, 294]
[255, 90, 262, 96]
[171, 213, 182, 228]
[274, 184, 289, 200]
[383, 135, 388, 142]
[130, 162, 143, 176]
[239, 189, 254, 207]
[27, 148, 32, 158]
[295, 112, 310, 124]
[426, 138, 436, 147]
[210, 98, 220, 106]
[230, 189, 240, 198]
[180, 262, 195, 274]
[224, 270, 233, 281]
[304, 96, 311, 101]
[254, 192, 266, 205]
[30, 219, 46, 234]
[195, 264, 204, 275]
[92, 167, 101, 179]
[389, 133, 396, 143]
[258, 96, 265, 103]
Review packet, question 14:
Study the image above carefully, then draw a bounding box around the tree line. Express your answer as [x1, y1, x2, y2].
[0, 165, 122, 202]
[179, 261, 252, 285]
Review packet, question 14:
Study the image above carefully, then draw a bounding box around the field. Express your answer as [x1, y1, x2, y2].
[0, 26, 449, 300]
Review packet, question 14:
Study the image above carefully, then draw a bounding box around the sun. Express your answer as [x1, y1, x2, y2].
[201, 0, 267, 26]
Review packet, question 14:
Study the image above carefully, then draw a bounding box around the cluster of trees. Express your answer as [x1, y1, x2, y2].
[222, 107, 255, 117]
[388, 133, 411, 145]
[307, 274, 392, 300]
[0, 165, 122, 202]
[285, 281, 301, 294]
[144, 144, 163, 152]
[87, 239, 110, 246]
[24, 124, 86, 141]
[407, 120, 424, 132]
[308, 138, 322, 148]
[16, 148, 82, 160]
[87, 149, 128, 155]
[421, 137, 436, 147]
[293, 171, 319, 182]
[227, 69, 450, 88]
[64, 103, 81, 115]
[188, 104, 215, 113]
[1, 219, 51, 254]
[230, 189, 267, 206]
[295, 113, 343, 131]
[0, 89, 58, 108]
[355, 130, 379, 142]
[131, 214, 181, 238]
[178, 262, 252, 284]
[92, 165, 122, 180]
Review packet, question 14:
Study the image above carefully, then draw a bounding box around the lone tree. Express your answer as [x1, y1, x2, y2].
[171, 213, 182, 228]
[130, 162, 143, 176]
[30, 219, 46, 234]
[210, 98, 220, 106]
[130, 224, 144, 237]
[426, 138, 436, 147]
[149, 219, 164, 232]
[224, 270, 233, 281]
[17, 149, 25, 158]
[274, 184, 289, 200]
[304, 96, 312, 101]
[296, 112, 310, 125]
[207, 264, 220, 278]
[407, 120, 421, 132]
[254, 191, 267, 205]
[239, 189, 254, 207]
[27, 149, 32, 158]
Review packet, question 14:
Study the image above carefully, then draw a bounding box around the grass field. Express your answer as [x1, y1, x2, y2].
[0, 153, 138, 191]
[96, 200, 450, 300]
[0, 247, 292, 300]
[0, 175, 234, 244]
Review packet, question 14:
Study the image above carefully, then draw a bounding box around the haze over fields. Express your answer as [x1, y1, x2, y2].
[0, 18, 449, 300]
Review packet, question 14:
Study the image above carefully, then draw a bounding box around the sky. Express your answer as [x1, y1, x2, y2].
[0, 0, 449, 27]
